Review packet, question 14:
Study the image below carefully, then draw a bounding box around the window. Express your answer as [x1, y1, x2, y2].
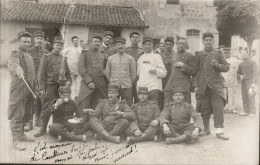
[166, 0, 179, 5]
[187, 29, 200, 37]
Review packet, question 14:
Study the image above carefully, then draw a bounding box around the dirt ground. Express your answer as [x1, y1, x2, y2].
[0, 68, 259, 164]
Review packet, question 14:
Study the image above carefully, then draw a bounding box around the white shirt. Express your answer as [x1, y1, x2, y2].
[63, 46, 82, 75]
[137, 51, 167, 92]
[222, 57, 241, 87]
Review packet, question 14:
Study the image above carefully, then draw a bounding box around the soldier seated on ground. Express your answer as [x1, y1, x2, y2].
[126, 87, 161, 144]
[89, 85, 136, 144]
[160, 87, 203, 145]
[48, 85, 89, 142]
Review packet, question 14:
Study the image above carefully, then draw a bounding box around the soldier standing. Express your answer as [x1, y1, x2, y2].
[34, 36, 72, 137]
[125, 32, 144, 104]
[9, 31, 36, 150]
[193, 32, 230, 140]
[89, 85, 136, 144]
[164, 37, 195, 104]
[26, 31, 49, 130]
[160, 87, 203, 144]
[105, 37, 136, 106]
[126, 87, 160, 143]
[77, 35, 107, 110]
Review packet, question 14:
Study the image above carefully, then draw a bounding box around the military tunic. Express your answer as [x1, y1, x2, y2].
[77, 49, 107, 109]
[99, 44, 117, 69]
[159, 50, 174, 89]
[126, 100, 160, 138]
[160, 101, 203, 137]
[8, 49, 36, 141]
[193, 48, 229, 129]
[164, 51, 195, 104]
[89, 99, 135, 136]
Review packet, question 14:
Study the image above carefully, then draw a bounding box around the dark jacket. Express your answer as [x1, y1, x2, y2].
[28, 46, 49, 73]
[237, 58, 258, 83]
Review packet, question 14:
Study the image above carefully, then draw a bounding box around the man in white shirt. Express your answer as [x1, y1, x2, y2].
[63, 36, 82, 100]
[137, 37, 167, 107]
[222, 50, 241, 113]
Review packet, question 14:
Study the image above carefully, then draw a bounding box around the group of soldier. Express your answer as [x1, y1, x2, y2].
[9, 29, 236, 151]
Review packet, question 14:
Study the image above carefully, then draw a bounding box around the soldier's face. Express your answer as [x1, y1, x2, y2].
[60, 93, 71, 103]
[103, 35, 113, 46]
[53, 43, 64, 52]
[72, 38, 79, 47]
[159, 43, 164, 50]
[19, 37, 31, 51]
[172, 92, 184, 103]
[34, 36, 44, 47]
[224, 51, 231, 58]
[165, 41, 174, 52]
[130, 34, 140, 45]
[115, 42, 126, 53]
[177, 39, 186, 51]
[143, 41, 153, 53]
[138, 93, 148, 102]
[108, 91, 119, 101]
[91, 38, 101, 50]
[203, 37, 214, 48]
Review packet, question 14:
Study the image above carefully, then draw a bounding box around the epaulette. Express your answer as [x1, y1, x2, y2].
[184, 102, 192, 108]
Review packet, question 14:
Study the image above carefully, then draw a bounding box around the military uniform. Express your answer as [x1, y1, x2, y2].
[193, 39, 229, 131]
[8, 31, 36, 149]
[36, 37, 71, 136]
[126, 100, 160, 140]
[47, 87, 88, 141]
[77, 47, 107, 110]
[160, 101, 203, 138]
[89, 97, 136, 141]
[237, 58, 258, 115]
[164, 51, 195, 104]
[28, 33, 50, 126]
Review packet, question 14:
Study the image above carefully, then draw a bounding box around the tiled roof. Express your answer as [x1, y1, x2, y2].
[0, 1, 148, 28]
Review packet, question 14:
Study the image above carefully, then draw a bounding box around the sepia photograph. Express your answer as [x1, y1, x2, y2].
[0, 0, 259, 164]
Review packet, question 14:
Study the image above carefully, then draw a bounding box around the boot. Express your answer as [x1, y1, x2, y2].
[34, 127, 47, 137]
[20, 133, 35, 142]
[13, 141, 26, 151]
[34, 117, 40, 127]
[24, 120, 33, 132]
[166, 134, 187, 145]
[199, 129, 211, 136]
[216, 133, 229, 140]
[67, 132, 87, 142]
[127, 133, 148, 144]
[106, 135, 120, 144]
[93, 133, 102, 140]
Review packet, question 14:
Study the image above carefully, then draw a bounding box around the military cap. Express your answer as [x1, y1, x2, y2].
[142, 37, 153, 44]
[203, 32, 214, 39]
[58, 85, 71, 93]
[172, 87, 185, 94]
[53, 36, 64, 44]
[34, 31, 45, 38]
[104, 31, 114, 38]
[18, 31, 32, 39]
[130, 31, 140, 38]
[107, 84, 119, 92]
[138, 87, 148, 94]
[165, 37, 174, 43]
[114, 37, 126, 44]
[91, 35, 103, 41]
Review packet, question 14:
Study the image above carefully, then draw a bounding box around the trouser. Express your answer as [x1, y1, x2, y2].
[79, 87, 106, 110]
[132, 78, 139, 104]
[48, 122, 89, 140]
[161, 123, 195, 139]
[71, 74, 82, 100]
[126, 124, 158, 140]
[24, 95, 34, 124]
[40, 84, 59, 128]
[119, 87, 133, 106]
[241, 79, 256, 114]
[89, 117, 129, 137]
[200, 87, 225, 129]
[9, 93, 31, 141]
[33, 95, 43, 122]
[224, 86, 239, 110]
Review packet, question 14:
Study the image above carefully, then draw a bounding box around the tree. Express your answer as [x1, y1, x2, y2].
[216, 1, 259, 53]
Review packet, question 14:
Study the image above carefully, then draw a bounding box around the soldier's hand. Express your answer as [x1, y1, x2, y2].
[211, 59, 218, 66]
[54, 98, 63, 109]
[150, 120, 159, 127]
[116, 111, 125, 117]
[40, 89, 46, 95]
[163, 124, 170, 136]
[16, 67, 24, 79]
[88, 82, 95, 89]
[148, 67, 156, 74]
[134, 130, 142, 137]
[191, 128, 199, 139]
[174, 61, 184, 68]
[194, 87, 199, 94]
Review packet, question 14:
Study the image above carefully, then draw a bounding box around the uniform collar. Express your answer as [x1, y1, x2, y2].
[51, 50, 61, 56]
[139, 100, 149, 105]
[204, 47, 213, 52]
[131, 44, 139, 48]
